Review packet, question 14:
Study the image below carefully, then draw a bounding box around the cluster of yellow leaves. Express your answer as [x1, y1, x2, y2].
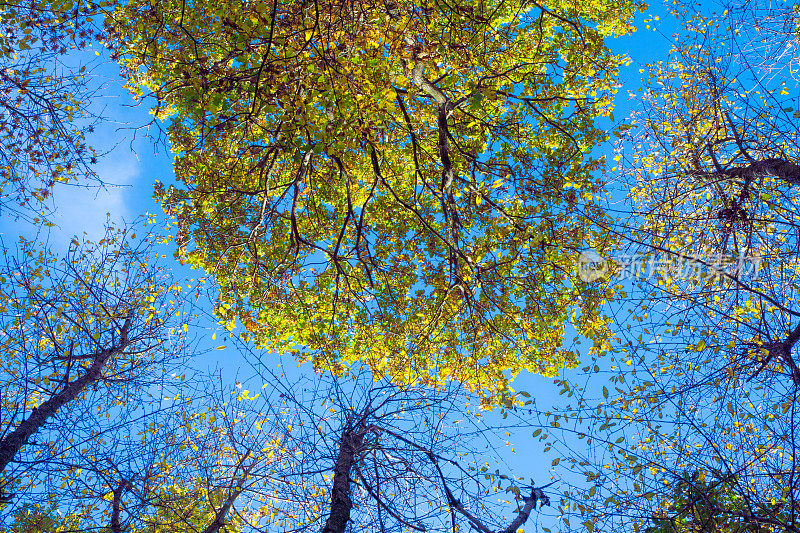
[110, 0, 643, 401]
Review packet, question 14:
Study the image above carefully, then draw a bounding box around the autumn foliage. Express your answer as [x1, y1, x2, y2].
[110, 0, 643, 400]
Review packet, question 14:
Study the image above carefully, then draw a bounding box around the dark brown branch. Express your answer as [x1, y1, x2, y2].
[322, 424, 366, 533]
[0, 315, 132, 476]
[437, 104, 454, 197]
[747, 320, 800, 386]
[499, 487, 550, 533]
[772, 340, 800, 387]
[289, 151, 313, 253]
[427, 451, 491, 533]
[426, 447, 549, 533]
[694, 158, 800, 188]
[725, 112, 756, 164]
[110, 479, 130, 533]
[202, 450, 255, 533]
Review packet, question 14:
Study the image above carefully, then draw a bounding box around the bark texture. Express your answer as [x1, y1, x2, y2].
[322, 424, 365, 533]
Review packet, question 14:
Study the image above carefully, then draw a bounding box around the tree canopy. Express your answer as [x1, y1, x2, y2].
[523, 2, 800, 532]
[109, 0, 643, 400]
[0, 226, 194, 516]
[0, 0, 109, 220]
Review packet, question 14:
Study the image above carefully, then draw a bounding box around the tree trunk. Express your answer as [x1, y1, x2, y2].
[322, 425, 365, 533]
[110, 479, 129, 533]
[0, 317, 131, 477]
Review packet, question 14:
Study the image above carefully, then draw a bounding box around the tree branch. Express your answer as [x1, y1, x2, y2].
[0, 314, 133, 476]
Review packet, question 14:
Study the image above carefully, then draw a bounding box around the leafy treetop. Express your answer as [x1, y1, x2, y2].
[110, 0, 642, 402]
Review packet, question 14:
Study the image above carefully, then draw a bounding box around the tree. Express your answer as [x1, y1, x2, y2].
[0, 0, 110, 221]
[619, 0, 800, 388]
[119, 388, 267, 533]
[521, 2, 800, 532]
[11, 358, 552, 533]
[645, 472, 775, 533]
[0, 224, 194, 518]
[187, 358, 553, 533]
[0, 503, 88, 533]
[108, 0, 644, 401]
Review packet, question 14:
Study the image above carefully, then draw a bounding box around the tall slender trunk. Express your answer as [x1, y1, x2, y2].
[0, 317, 131, 478]
[322, 425, 365, 533]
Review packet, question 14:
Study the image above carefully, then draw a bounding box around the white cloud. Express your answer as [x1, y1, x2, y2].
[47, 146, 141, 246]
